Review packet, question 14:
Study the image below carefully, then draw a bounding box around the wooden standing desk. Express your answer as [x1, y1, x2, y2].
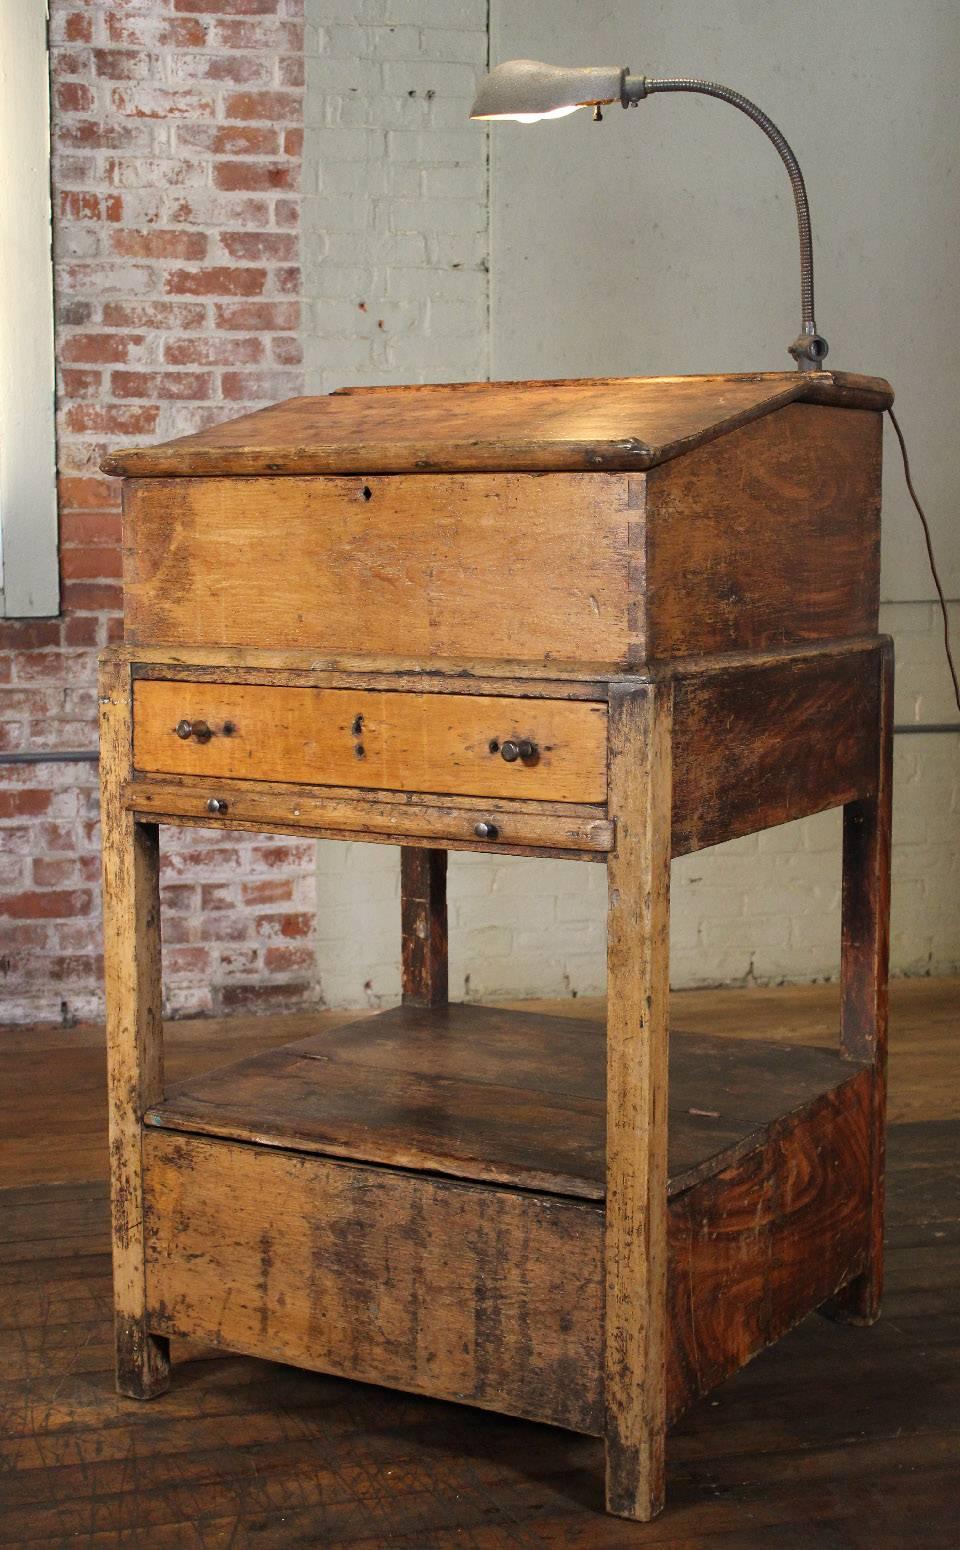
[100, 370, 894, 1521]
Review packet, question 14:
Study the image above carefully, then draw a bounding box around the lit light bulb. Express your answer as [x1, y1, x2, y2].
[476, 104, 583, 123]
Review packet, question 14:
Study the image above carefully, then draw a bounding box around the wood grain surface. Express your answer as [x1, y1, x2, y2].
[667, 1068, 873, 1416]
[97, 652, 170, 1401]
[143, 1003, 868, 1203]
[122, 472, 637, 663]
[123, 779, 615, 858]
[5, 979, 952, 1192]
[602, 683, 673, 1517]
[143, 1129, 605, 1435]
[644, 403, 882, 659]
[670, 641, 884, 853]
[131, 680, 609, 803]
[102, 370, 892, 477]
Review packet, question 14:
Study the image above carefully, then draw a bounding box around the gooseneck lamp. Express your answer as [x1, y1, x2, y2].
[470, 59, 829, 371]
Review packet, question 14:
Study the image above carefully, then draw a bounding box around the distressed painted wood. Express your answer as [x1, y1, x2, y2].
[603, 684, 672, 1520]
[143, 1129, 605, 1435]
[139, 1034, 874, 1441]
[4, 983, 957, 1547]
[401, 848, 448, 1008]
[97, 652, 169, 1400]
[102, 370, 892, 477]
[132, 680, 609, 804]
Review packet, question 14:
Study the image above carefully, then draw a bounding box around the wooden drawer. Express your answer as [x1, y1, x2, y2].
[132, 680, 608, 803]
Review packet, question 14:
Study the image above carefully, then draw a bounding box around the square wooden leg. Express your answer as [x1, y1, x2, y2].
[829, 640, 893, 1325]
[400, 846, 448, 1007]
[604, 684, 672, 1520]
[100, 657, 170, 1399]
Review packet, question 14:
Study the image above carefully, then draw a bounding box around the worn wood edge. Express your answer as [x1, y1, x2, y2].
[98, 649, 171, 1399]
[143, 810, 608, 863]
[665, 1060, 873, 1198]
[107, 635, 887, 690]
[327, 370, 892, 402]
[142, 1112, 599, 1201]
[125, 648, 618, 692]
[143, 1050, 873, 1206]
[122, 780, 615, 850]
[100, 372, 894, 478]
[124, 771, 608, 820]
[603, 682, 672, 1519]
[648, 633, 891, 683]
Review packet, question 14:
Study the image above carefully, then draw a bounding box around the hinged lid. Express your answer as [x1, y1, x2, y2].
[102, 370, 893, 479]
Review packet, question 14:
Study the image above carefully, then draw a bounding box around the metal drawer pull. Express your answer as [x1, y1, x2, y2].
[474, 821, 499, 840]
[174, 718, 213, 743]
[206, 797, 228, 815]
[500, 738, 537, 763]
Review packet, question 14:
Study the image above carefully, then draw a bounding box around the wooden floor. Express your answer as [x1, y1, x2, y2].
[1, 978, 957, 1547]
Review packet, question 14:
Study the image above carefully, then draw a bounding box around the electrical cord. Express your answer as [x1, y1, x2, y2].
[887, 406, 960, 717]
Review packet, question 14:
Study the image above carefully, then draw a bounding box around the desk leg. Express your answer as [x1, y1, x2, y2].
[400, 847, 448, 1007]
[832, 639, 893, 1324]
[100, 657, 170, 1398]
[604, 683, 672, 1520]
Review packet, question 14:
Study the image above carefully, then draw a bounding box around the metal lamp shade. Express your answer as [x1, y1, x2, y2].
[470, 59, 625, 122]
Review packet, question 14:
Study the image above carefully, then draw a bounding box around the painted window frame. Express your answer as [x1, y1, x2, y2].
[0, 0, 58, 617]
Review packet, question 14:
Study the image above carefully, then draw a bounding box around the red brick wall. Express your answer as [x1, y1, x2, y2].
[0, 0, 318, 1026]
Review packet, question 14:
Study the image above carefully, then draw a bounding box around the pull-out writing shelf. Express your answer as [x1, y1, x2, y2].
[101, 371, 893, 1521]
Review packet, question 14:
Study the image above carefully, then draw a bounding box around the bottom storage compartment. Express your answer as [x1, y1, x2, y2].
[142, 1014, 876, 1435]
[143, 1129, 605, 1433]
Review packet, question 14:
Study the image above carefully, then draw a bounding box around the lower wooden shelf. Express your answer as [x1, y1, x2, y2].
[145, 1002, 864, 1200]
[141, 1005, 875, 1434]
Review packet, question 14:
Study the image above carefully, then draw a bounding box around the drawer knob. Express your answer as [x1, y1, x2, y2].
[175, 718, 212, 743]
[206, 797, 228, 815]
[474, 821, 499, 841]
[500, 739, 537, 764]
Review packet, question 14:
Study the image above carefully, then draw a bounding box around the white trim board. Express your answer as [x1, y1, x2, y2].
[0, 0, 58, 617]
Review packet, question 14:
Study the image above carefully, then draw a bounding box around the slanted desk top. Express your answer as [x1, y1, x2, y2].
[103, 369, 892, 477]
[110, 370, 893, 670]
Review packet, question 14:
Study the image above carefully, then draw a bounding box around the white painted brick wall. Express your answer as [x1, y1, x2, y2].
[302, 0, 488, 393]
[302, 8, 959, 1007]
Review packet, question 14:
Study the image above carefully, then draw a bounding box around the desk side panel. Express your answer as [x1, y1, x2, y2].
[644, 403, 882, 661]
[666, 1067, 874, 1420]
[671, 644, 883, 854]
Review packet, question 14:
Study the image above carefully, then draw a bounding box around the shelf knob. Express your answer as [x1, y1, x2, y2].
[206, 797, 228, 815]
[474, 821, 499, 840]
[500, 739, 537, 763]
